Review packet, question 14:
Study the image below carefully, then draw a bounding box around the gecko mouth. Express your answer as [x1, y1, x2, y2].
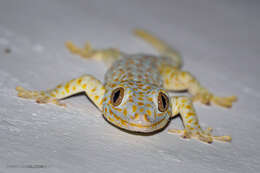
[106, 110, 168, 130]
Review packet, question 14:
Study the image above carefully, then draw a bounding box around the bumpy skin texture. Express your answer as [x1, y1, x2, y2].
[103, 55, 172, 133]
[16, 29, 237, 143]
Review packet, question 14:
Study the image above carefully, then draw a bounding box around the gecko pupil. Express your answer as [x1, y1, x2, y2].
[111, 87, 124, 106]
[161, 95, 166, 108]
[113, 90, 120, 102]
[158, 92, 169, 112]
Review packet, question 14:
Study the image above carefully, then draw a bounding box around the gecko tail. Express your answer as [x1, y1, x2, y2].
[134, 29, 182, 68]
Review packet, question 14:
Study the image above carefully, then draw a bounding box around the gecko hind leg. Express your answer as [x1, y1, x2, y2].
[134, 29, 182, 68]
[209, 95, 237, 108]
[168, 128, 231, 143]
[161, 66, 237, 108]
[65, 41, 124, 66]
[169, 96, 232, 143]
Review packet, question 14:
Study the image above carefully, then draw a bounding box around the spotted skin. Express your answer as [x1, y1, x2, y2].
[103, 80, 171, 132]
[16, 74, 105, 109]
[16, 29, 237, 143]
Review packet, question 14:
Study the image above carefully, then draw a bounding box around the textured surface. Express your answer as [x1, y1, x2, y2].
[0, 0, 260, 172]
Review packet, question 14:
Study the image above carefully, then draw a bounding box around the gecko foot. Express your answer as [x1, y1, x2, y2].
[192, 92, 237, 108]
[16, 86, 66, 107]
[211, 95, 237, 108]
[168, 128, 232, 143]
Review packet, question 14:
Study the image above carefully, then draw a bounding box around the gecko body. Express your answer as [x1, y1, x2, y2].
[16, 29, 237, 143]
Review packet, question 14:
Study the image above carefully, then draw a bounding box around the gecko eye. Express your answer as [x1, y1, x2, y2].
[111, 87, 124, 106]
[158, 92, 169, 112]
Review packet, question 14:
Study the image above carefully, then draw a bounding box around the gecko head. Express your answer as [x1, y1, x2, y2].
[102, 81, 171, 133]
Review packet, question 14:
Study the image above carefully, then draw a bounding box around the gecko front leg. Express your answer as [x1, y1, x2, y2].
[168, 96, 231, 143]
[16, 74, 105, 110]
[161, 65, 237, 108]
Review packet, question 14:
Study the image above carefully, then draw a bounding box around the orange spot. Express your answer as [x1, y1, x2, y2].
[65, 83, 70, 93]
[120, 120, 127, 126]
[186, 105, 191, 109]
[72, 86, 76, 91]
[137, 83, 144, 87]
[50, 93, 56, 97]
[144, 114, 150, 122]
[148, 97, 153, 102]
[187, 119, 193, 124]
[185, 112, 195, 119]
[109, 109, 115, 117]
[131, 113, 139, 120]
[146, 104, 152, 108]
[181, 72, 186, 77]
[165, 79, 170, 85]
[146, 110, 152, 116]
[137, 97, 144, 101]
[128, 98, 134, 103]
[114, 107, 122, 112]
[187, 112, 195, 116]
[138, 102, 144, 106]
[108, 116, 114, 122]
[82, 84, 87, 89]
[146, 86, 151, 90]
[61, 91, 65, 95]
[105, 107, 108, 113]
[166, 68, 171, 74]
[94, 95, 99, 101]
[123, 109, 127, 116]
[139, 108, 144, 112]
[77, 79, 82, 85]
[91, 88, 96, 92]
[132, 105, 137, 112]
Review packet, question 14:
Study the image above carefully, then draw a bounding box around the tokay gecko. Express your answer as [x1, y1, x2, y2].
[16, 29, 237, 143]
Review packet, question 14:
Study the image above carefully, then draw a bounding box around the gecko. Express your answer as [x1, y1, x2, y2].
[16, 29, 237, 143]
